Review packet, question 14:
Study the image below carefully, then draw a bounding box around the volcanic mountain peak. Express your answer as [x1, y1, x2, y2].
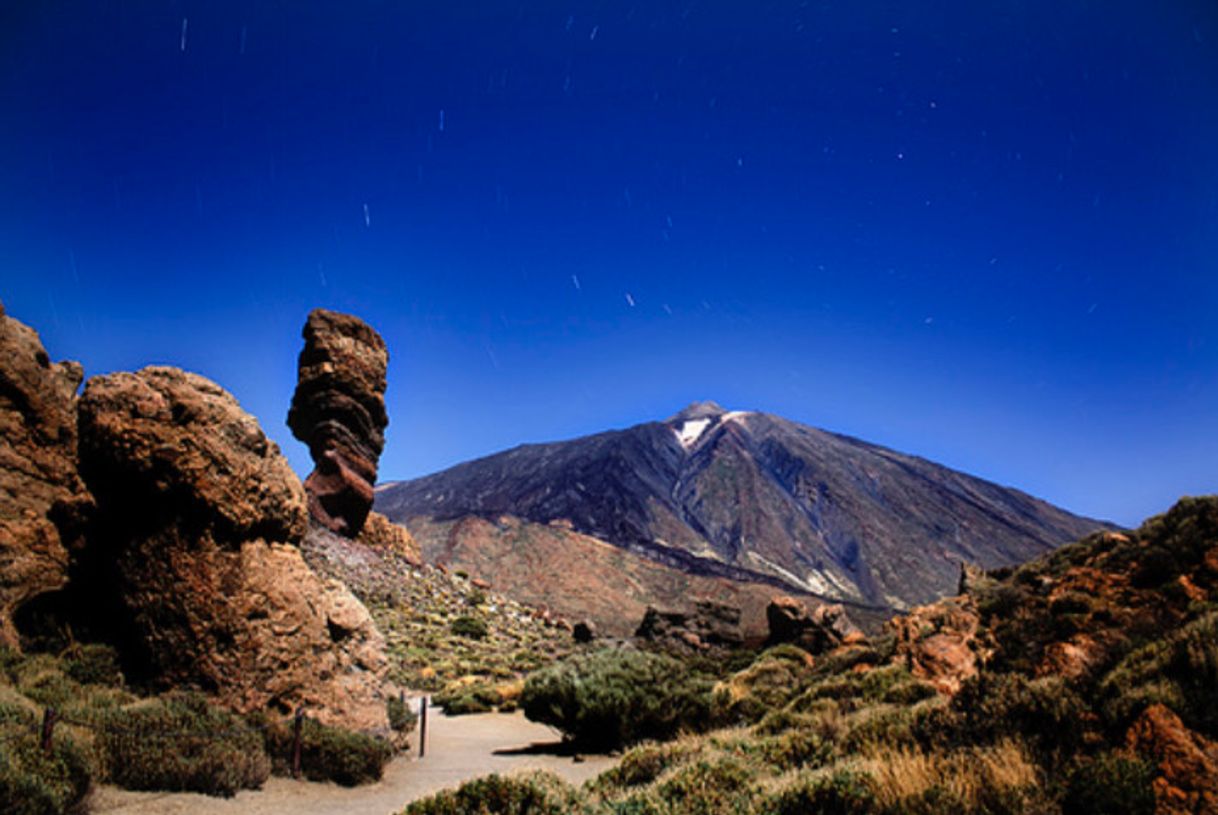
[376, 404, 1111, 612]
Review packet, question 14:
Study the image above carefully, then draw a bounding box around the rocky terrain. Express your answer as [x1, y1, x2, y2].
[377, 400, 1110, 612]
[288, 308, 390, 537]
[406, 514, 832, 639]
[0, 302, 395, 731]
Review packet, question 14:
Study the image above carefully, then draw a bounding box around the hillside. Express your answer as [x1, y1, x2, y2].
[377, 401, 1109, 611]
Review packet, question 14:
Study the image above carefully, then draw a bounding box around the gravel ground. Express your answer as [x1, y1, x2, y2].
[88, 709, 615, 815]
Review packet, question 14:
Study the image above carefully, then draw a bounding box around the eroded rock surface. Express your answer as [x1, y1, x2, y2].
[287, 309, 389, 537]
[76, 366, 390, 729]
[888, 595, 988, 695]
[1126, 703, 1218, 815]
[0, 302, 92, 647]
[635, 599, 744, 650]
[766, 595, 863, 654]
[358, 510, 423, 566]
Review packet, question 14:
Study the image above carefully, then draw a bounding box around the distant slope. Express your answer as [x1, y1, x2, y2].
[376, 402, 1111, 610]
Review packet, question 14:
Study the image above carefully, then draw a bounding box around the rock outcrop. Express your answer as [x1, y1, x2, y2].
[765, 595, 863, 654]
[0, 302, 92, 648]
[1126, 704, 1218, 815]
[635, 600, 744, 650]
[357, 510, 423, 566]
[76, 366, 391, 729]
[287, 309, 389, 537]
[888, 595, 989, 695]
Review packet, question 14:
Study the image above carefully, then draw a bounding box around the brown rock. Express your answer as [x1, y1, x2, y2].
[0, 302, 93, 647]
[357, 511, 423, 566]
[888, 595, 988, 695]
[1037, 634, 1107, 682]
[287, 309, 388, 537]
[76, 366, 390, 729]
[635, 599, 743, 650]
[1126, 703, 1218, 815]
[766, 595, 862, 654]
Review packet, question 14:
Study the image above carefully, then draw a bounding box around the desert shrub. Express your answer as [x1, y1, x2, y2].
[591, 741, 701, 791]
[450, 616, 488, 640]
[1062, 752, 1155, 815]
[466, 589, 487, 607]
[263, 716, 392, 786]
[386, 695, 417, 733]
[711, 648, 813, 724]
[399, 771, 583, 815]
[62, 644, 123, 687]
[99, 692, 269, 796]
[653, 756, 756, 815]
[757, 768, 876, 815]
[434, 687, 496, 715]
[860, 739, 1039, 815]
[841, 704, 918, 753]
[0, 726, 92, 815]
[521, 648, 714, 750]
[755, 728, 834, 771]
[881, 679, 936, 706]
[1099, 612, 1218, 737]
[918, 672, 1090, 757]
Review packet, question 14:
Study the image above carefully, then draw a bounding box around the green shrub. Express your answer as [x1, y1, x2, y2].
[387, 695, 417, 733]
[591, 741, 700, 791]
[99, 692, 269, 796]
[711, 649, 813, 724]
[0, 725, 92, 815]
[521, 648, 714, 750]
[758, 768, 876, 815]
[653, 756, 756, 815]
[399, 771, 583, 814]
[450, 616, 489, 640]
[755, 728, 834, 771]
[62, 644, 123, 687]
[264, 716, 392, 786]
[1063, 753, 1156, 815]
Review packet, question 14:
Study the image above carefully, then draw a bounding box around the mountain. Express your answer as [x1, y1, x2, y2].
[375, 401, 1111, 612]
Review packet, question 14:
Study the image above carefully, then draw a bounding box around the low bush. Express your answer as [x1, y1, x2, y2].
[99, 692, 269, 797]
[62, 644, 123, 687]
[653, 756, 756, 814]
[711, 648, 813, 724]
[590, 741, 701, 791]
[521, 648, 714, 750]
[1062, 752, 1156, 815]
[263, 716, 392, 786]
[449, 616, 489, 640]
[0, 725, 92, 815]
[399, 771, 583, 815]
[757, 768, 876, 815]
[386, 695, 417, 733]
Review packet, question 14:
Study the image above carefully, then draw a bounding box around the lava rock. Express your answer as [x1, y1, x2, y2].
[635, 599, 743, 650]
[0, 301, 93, 648]
[75, 366, 391, 729]
[287, 309, 389, 537]
[765, 595, 863, 654]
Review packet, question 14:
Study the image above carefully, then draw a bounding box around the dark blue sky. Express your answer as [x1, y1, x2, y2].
[2, 1, 1215, 526]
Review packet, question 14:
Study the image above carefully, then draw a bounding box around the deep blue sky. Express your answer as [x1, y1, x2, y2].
[2, 2, 1215, 527]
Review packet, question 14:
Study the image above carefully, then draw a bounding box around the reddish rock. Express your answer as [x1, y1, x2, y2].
[0, 302, 93, 648]
[888, 595, 988, 695]
[635, 600, 744, 650]
[357, 511, 423, 566]
[1126, 703, 1218, 815]
[76, 366, 391, 729]
[287, 309, 389, 537]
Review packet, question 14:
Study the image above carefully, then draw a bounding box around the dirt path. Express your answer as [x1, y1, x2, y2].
[89, 709, 616, 815]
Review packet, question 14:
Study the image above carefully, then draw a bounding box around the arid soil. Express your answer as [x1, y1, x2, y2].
[88, 708, 614, 815]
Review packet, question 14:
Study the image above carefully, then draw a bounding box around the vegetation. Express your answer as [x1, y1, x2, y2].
[521, 647, 717, 750]
[262, 716, 393, 787]
[406, 496, 1218, 815]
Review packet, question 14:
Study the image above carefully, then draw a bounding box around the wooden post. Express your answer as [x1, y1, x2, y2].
[418, 696, 427, 759]
[292, 707, 304, 779]
[40, 707, 57, 754]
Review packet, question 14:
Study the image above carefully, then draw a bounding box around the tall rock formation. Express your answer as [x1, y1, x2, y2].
[75, 366, 391, 728]
[287, 309, 389, 537]
[0, 301, 92, 648]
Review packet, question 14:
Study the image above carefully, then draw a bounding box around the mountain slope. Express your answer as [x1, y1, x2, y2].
[375, 402, 1110, 610]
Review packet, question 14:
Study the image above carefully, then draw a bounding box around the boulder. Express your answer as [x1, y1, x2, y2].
[1125, 703, 1218, 815]
[572, 620, 596, 643]
[765, 595, 863, 654]
[287, 309, 389, 537]
[887, 595, 989, 695]
[76, 366, 391, 729]
[0, 302, 92, 647]
[635, 599, 743, 650]
[358, 510, 423, 566]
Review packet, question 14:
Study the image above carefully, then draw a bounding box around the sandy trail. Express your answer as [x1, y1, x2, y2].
[89, 709, 615, 815]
